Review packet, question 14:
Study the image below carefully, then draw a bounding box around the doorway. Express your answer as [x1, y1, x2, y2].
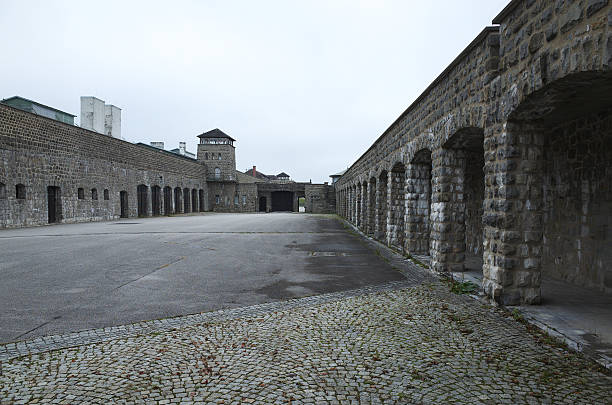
[47, 186, 61, 223]
[137, 185, 148, 217]
[120, 191, 129, 218]
[259, 196, 267, 212]
[152, 185, 161, 216]
[271, 191, 293, 212]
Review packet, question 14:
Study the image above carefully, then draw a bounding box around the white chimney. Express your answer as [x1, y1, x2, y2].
[151, 142, 164, 149]
[105, 104, 121, 139]
[179, 142, 186, 155]
[80, 96, 105, 133]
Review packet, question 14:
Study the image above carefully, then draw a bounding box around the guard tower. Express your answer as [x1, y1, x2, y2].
[197, 128, 236, 182]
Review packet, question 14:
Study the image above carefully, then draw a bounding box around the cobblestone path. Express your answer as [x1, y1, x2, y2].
[1, 281, 611, 404]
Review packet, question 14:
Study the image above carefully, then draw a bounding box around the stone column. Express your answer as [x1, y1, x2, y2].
[405, 162, 432, 255]
[482, 122, 543, 305]
[360, 182, 368, 231]
[355, 185, 361, 227]
[388, 168, 406, 250]
[367, 180, 375, 235]
[429, 148, 466, 272]
[386, 173, 393, 246]
[375, 173, 388, 240]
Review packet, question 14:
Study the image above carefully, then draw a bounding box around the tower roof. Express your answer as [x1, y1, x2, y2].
[197, 128, 236, 141]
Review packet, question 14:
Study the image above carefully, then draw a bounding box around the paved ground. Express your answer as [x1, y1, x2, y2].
[0, 213, 405, 342]
[1, 281, 610, 404]
[1, 214, 611, 404]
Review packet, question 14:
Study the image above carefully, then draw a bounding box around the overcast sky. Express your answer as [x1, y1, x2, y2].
[1, 0, 508, 183]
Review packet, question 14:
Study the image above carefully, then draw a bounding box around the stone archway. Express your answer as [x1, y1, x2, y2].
[484, 71, 612, 305]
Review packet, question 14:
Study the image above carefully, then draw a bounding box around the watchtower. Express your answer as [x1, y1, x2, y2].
[197, 128, 236, 181]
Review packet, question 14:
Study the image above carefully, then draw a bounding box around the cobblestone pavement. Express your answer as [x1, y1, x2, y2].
[1, 281, 610, 404]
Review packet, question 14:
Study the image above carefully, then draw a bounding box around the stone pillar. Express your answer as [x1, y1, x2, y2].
[360, 182, 368, 231]
[350, 186, 355, 223]
[367, 180, 375, 235]
[430, 148, 466, 272]
[483, 122, 543, 305]
[388, 167, 405, 250]
[355, 185, 361, 227]
[405, 162, 432, 255]
[386, 173, 393, 246]
[375, 173, 388, 240]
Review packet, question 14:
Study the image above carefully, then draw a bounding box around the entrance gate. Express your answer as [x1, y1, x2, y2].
[271, 191, 293, 212]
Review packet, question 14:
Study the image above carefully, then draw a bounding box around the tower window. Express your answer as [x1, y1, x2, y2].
[78, 188, 84, 199]
[104, 189, 109, 200]
[92, 188, 98, 200]
[214, 168, 221, 179]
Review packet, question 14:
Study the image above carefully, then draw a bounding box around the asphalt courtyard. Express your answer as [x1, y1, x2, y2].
[0, 213, 404, 343]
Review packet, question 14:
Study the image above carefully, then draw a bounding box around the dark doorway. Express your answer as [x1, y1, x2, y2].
[259, 196, 267, 212]
[174, 187, 182, 214]
[192, 188, 198, 212]
[271, 191, 293, 212]
[47, 186, 61, 223]
[183, 188, 190, 213]
[137, 185, 148, 217]
[199, 189, 205, 212]
[151, 186, 161, 216]
[120, 191, 129, 218]
[164, 186, 172, 215]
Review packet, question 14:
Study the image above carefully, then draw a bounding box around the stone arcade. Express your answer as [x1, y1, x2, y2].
[335, 0, 612, 305]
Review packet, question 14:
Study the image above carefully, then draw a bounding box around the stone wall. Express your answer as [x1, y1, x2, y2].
[305, 184, 336, 214]
[0, 104, 207, 228]
[335, 0, 612, 304]
[208, 182, 258, 213]
[541, 109, 612, 294]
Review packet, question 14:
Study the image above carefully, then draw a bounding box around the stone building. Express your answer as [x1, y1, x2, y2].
[0, 107, 334, 227]
[335, 0, 612, 305]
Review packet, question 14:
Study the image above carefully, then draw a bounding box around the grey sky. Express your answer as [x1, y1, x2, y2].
[1, 0, 508, 183]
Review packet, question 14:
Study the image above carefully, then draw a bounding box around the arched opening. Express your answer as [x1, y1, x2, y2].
[103, 189, 109, 200]
[77, 187, 84, 200]
[484, 71, 612, 306]
[214, 167, 221, 179]
[0, 182, 6, 199]
[174, 187, 182, 214]
[192, 188, 198, 212]
[151, 185, 161, 216]
[389, 162, 406, 250]
[163, 186, 172, 215]
[91, 188, 98, 200]
[137, 184, 148, 217]
[199, 189, 205, 212]
[406, 150, 432, 257]
[259, 196, 267, 212]
[440, 129, 485, 279]
[183, 188, 190, 213]
[119, 191, 129, 218]
[47, 186, 61, 223]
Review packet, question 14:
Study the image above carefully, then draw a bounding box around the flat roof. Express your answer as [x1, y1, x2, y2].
[1, 96, 76, 117]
